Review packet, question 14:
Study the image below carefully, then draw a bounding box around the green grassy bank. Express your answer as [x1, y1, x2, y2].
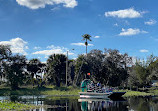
[0, 85, 80, 96]
[0, 100, 40, 111]
[117, 90, 153, 97]
[0, 85, 158, 97]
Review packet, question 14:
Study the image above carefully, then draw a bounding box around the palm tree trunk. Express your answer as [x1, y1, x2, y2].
[86, 39, 87, 56]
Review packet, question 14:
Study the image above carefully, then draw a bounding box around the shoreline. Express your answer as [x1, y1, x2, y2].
[0, 86, 158, 97]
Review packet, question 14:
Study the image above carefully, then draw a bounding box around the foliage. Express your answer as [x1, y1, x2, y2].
[74, 49, 132, 87]
[0, 85, 80, 96]
[3, 54, 27, 90]
[2, 43, 158, 90]
[46, 54, 66, 87]
[0, 45, 12, 81]
[82, 34, 92, 55]
[27, 58, 44, 86]
[0, 100, 40, 110]
[128, 55, 158, 88]
[117, 90, 153, 97]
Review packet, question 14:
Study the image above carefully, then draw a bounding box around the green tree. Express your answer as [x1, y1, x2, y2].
[103, 49, 132, 86]
[4, 54, 27, 90]
[82, 34, 92, 55]
[46, 54, 66, 87]
[27, 59, 43, 87]
[73, 54, 90, 86]
[0, 45, 12, 83]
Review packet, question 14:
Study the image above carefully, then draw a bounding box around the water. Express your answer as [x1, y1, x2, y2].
[0, 95, 158, 111]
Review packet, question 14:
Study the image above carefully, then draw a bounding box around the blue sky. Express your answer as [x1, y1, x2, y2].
[0, 0, 158, 62]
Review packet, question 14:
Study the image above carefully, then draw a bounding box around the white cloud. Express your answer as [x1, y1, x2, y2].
[105, 8, 145, 18]
[34, 46, 41, 50]
[16, 0, 78, 9]
[94, 36, 100, 38]
[140, 49, 149, 53]
[0, 38, 28, 55]
[51, 6, 60, 11]
[145, 19, 157, 25]
[32, 45, 74, 56]
[119, 28, 148, 36]
[71, 42, 94, 46]
[114, 23, 118, 27]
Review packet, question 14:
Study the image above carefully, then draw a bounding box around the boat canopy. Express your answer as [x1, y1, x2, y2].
[81, 79, 91, 92]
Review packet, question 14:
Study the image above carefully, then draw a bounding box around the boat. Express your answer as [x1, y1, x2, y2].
[79, 79, 125, 99]
[79, 92, 113, 99]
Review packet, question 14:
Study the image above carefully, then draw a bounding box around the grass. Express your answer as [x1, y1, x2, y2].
[41, 86, 80, 96]
[1, 85, 158, 97]
[0, 85, 81, 96]
[116, 89, 154, 97]
[0, 100, 40, 111]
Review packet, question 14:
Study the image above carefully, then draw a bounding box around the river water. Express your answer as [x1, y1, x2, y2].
[0, 95, 158, 111]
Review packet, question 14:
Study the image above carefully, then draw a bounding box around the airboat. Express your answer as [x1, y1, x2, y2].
[79, 79, 125, 99]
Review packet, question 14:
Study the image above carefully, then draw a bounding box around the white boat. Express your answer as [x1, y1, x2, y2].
[79, 92, 113, 99]
[79, 79, 125, 99]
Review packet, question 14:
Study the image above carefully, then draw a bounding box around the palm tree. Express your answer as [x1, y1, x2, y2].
[27, 59, 42, 87]
[82, 34, 92, 56]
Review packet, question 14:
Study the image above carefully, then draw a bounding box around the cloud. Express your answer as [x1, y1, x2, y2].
[94, 36, 100, 38]
[0, 38, 28, 55]
[16, 0, 78, 9]
[119, 28, 148, 36]
[32, 45, 74, 56]
[71, 42, 94, 46]
[105, 8, 145, 18]
[51, 6, 60, 11]
[114, 23, 118, 27]
[34, 46, 41, 50]
[145, 19, 157, 25]
[140, 49, 149, 53]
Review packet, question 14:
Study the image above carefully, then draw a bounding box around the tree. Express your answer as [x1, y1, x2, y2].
[103, 49, 132, 87]
[46, 54, 66, 87]
[27, 59, 43, 87]
[74, 49, 132, 87]
[4, 54, 27, 90]
[73, 54, 90, 86]
[86, 49, 105, 82]
[0, 45, 12, 83]
[82, 34, 92, 56]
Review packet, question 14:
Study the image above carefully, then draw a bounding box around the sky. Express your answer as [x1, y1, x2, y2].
[0, 0, 158, 62]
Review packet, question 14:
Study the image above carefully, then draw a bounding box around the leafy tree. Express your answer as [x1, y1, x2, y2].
[82, 34, 92, 55]
[46, 54, 66, 87]
[4, 54, 27, 90]
[146, 59, 158, 83]
[86, 49, 104, 82]
[0, 45, 12, 60]
[73, 54, 90, 86]
[67, 59, 75, 86]
[74, 49, 132, 87]
[27, 59, 42, 86]
[103, 49, 132, 87]
[0, 45, 12, 83]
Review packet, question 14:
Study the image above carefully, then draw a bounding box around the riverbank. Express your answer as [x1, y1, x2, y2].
[0, 100, 40, 110]
[0, 85, 158, 97]
[0, 85, 80, 96]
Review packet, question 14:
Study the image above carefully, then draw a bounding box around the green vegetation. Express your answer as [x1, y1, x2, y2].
[120, 90, 153, 97]
[82, 34, 92, 55]
[1, 37, 158, 94]
[0, 100, 40, 111]
[0, 85, 81, 96]
[1, 85, 158, 97]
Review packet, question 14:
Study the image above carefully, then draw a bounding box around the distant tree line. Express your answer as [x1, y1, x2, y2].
[0, 44, 158, 90]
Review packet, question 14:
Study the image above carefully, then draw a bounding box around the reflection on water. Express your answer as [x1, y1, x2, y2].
[78, 98, 128, 111]
[1, 95, 158, 111]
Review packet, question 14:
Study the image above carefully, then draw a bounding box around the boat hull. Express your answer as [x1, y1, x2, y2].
[79, 92, 113, 99]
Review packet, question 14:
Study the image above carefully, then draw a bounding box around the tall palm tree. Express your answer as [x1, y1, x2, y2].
[82, 34, 92, 56]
